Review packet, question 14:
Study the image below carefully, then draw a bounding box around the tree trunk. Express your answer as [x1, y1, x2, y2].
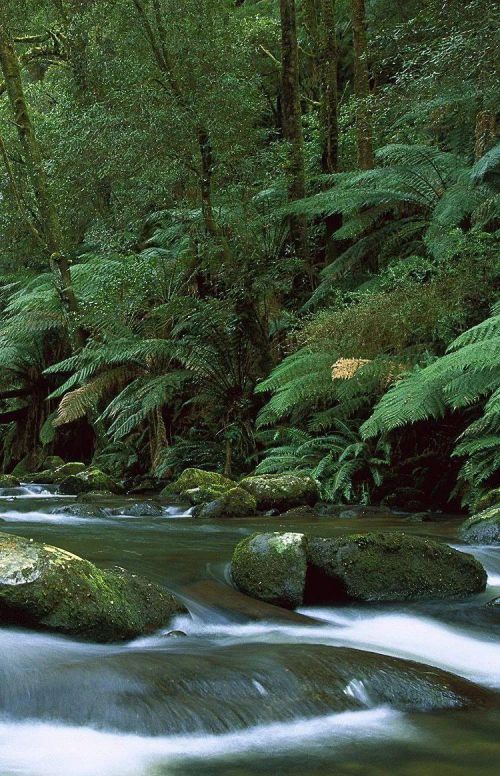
[0, 8, 84, 348]
[474, 109, 497, 160]
[351, 0, 374, 169]
[320, 0, 338, 175]
[279, 0, 309, 263]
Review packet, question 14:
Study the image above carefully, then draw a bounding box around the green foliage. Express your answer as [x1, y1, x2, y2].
[362, 304, 500, 504]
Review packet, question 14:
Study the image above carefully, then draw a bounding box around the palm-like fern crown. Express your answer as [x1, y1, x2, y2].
[362, 302, 500, 501]
[291, 143, 499, 308]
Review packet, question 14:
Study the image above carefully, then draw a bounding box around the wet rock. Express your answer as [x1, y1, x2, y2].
[43, 456, 65, 471]
[58, 468, 122, 495]
[24, 470, 56, 485]
[459, 507, 500, 545]
[197, 487, 257, 519]
[112, 502, 163, 517]
[281, 505, 318, 518]
[53, 462, 87, 478]
[231, 532, 307, 609]
[474, 488, 500, 512]
[0, 474, 20, 488]
[160, 468, 235, 499]
[1, 640, 494, 736]
[77, 491, 115, 502]
[239, 474, 320, 511]
[49, 504, 110, 519]
[231, 531, 487, 608]
[305, 532, 487, 603]
[164, 629, 187, 638]
[0, 531, 186, 641]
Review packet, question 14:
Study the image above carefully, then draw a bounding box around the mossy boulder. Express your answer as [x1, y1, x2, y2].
[53, 462, 87, 478]
[0, 474, 20, 488]
[25, 470, 57, 485]
[231, 532, 307, 608]
[459, 507, 500, 545]
[161, 468, 234, 499]
[231, 531, 487, 608]
[43, 456, 65, 471]
[58, 468, 121, 495]
[197, 487, 258, 519]
[474, 489, 500, 512]
[305, 532, 487, 603]
[0, 531, 186, 641]
[182, 485, 230, 506]
[239, 474, 320, 511]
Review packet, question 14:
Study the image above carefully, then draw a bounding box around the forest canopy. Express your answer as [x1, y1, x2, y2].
[0, 0, 498, 512]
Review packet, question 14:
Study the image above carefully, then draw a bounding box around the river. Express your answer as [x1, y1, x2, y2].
[1, 487, 499, 776]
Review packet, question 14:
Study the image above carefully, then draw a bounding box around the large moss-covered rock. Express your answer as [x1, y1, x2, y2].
[305, 532, 487, 603]
[58, 468, 121, 495]
[0, 532, 186, 641]
[197, 487, 258, 519]
[459, 507, 500, 545]
[231, 532, 307, 608]
[43, 456, 65, 471]
[161, 468, 234, 499]
[25, 470, 56, 485]
[0, 474, 20, 488]
[474, 489, 500, 512]
[53, 462, 87, 478]
[240, 474, 320, 511]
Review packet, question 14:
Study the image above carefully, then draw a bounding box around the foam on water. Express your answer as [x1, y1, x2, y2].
[0, 509, 106, 525]
[154, 609, 500, 688]
[0, 707, 410, 776]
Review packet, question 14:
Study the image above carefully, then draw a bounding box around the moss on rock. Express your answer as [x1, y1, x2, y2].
[0, 531, 186, 641]
[54, 462, 87, 478]
[43, 456, 65, 471]
[305, 532, 487, 602]
[58, 468, 121, 495]
[239, 474, 319, 511]
[474, 489, 500, 512]
[0, 474, 20, 488]
[25, 470, 57, 485]
[197, 487, 258, 519]
[231, 532, 307, 608]
[459, 507, 500, 545]
[161, 468, 235, 498]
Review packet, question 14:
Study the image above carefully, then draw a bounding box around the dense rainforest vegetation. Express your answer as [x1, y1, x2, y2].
[0, 0, 498, 513]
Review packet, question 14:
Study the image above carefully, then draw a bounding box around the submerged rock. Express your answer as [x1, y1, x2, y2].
[231, 531, 487, 608]
[231, 532, 307, 608]
[0, 640, 494, 736]
[160, 468, 235, 499]
[196, 487, 257, 519]
[49, 504, 110, 519]
[459, 507, 500, 545]
[0, 474, 20, 488]
[0, 532, 186, 641]
[239, 474, 320, 511]
[112, 502, 163, 517]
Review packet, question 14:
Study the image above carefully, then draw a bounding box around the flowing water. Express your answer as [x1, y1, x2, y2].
[1, 487, 499, 776]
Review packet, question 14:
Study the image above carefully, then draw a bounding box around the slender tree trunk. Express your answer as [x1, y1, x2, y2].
[474, 110, 496, 160]
[0, 9, 84, 348]
[279, 0, 308, 262]
[320, 0, 338, 174]
[351, 0, 374, 169]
